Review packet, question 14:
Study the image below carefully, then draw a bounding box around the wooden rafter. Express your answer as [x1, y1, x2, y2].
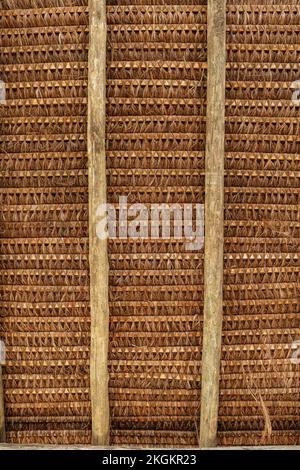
[200, 0, 226, 448]
[88, 0, 110, 445]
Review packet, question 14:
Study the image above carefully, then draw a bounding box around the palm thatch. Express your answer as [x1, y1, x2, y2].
[0, 0, 299, 448]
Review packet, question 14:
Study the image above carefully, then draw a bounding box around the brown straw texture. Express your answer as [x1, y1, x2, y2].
[106, 0, 206, 447]
[0, 0, 299, 448]
[0, 0, 91, 445]
[219, 0, 300, 447]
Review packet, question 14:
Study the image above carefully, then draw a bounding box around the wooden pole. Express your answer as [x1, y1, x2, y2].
[0, 365, 5, 442]
[88, 0, 110, 445]
[200, 0, 226, 448]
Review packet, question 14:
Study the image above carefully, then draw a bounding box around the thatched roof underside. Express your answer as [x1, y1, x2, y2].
[0, 0, 92, 445]
[0, 0, 299, 447]
[220, 0, 300, 447]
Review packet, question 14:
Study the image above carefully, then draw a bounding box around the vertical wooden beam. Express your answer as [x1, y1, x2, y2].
[88, 0, 110, 445]
[0, 365, 5, 442]
[200, 0, 226, 448]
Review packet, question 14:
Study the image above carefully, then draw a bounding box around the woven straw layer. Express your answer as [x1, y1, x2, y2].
[220, 0, 300, 447]
[105, 0, 206, 447]
[0, 0, 91, 445]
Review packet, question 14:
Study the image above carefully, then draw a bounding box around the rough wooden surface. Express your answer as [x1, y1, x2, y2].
[0, 367, 5, 442]
[0, 444, 298, 451]
[88, 0, 110, 445]
[200, 0, 226, 448]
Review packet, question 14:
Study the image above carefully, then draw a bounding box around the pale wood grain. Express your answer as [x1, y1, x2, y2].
[88, 0, 110, 445]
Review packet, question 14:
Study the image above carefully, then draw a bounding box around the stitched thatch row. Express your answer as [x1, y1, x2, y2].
[1, 25, 206, 45]
[5, 430, 91, 446]
[6, 113, 300, 135]
[109, 253, 300, 270]
[0, 172, 87, 188]
[2, 402, 298, 432]
[0, 7, 88, 29]
[0, 152, 87, 171]
[3, 315, 298, 335]
[4, 96, 300, 118]
[0, 27, 88, 47]
[0, 331, 298, 354]
[0, 6, 208, 28]
[104, 429, 296, 448]
[3, 95, 300, 117]
[7, 42, 300, 65]
[219, 431, 300, 448]
[109, 430, 198, 448]
[2, 252, 297, 271]
[3, 226, 88, 241]
[0, 355, 293, 376]
[0, 0, 88, 8]
[0, 64, 88, 83]
[10, 299, 300, 317]
[1, 44, 207, 63]
[1, 236, 299, 254]
[0, 61, 292, 80]
[2, 203, 300, 221]
[1, 267, 300, 287]
[2, 372, 298, 397]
